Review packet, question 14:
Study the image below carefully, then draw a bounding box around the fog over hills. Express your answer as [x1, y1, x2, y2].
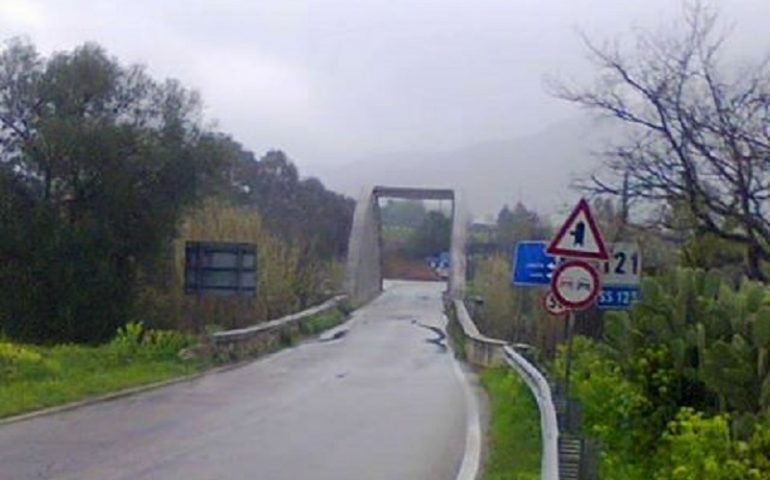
[310, 116, 615, 220]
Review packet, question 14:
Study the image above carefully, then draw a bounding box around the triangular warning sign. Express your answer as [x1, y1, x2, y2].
[547, 198, 609, 260]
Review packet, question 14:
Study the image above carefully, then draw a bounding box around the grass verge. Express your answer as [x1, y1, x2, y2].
[0, 339, 206, 419]
[1, 303, 351, 420]
[298, 309, 347, 336]
[444, 300, 467, 361]
[481, 367, 542, 480]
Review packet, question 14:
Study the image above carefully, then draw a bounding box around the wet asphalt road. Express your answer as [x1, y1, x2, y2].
[0, 281, 473, 480]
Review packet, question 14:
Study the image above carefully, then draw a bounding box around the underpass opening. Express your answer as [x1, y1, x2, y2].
[345, 186, 467, 305]
[379, 197, 452, 282]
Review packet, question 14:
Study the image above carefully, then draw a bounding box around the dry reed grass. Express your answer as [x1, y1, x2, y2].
[138, 199, 344, 332]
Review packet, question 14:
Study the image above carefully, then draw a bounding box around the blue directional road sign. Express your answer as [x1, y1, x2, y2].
[597, 285, 641, 310]
[512, 241, 557, 286]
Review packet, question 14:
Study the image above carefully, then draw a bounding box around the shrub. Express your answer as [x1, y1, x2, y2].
[0, 341, 56, 382]
[655, 408, 770, 480]
[554, 336, 652, 479]
[109, 321, 195, 361]
[141, 329, 195, 358]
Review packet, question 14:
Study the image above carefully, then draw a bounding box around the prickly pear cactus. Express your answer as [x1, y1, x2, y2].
[607, 268, 770, 414]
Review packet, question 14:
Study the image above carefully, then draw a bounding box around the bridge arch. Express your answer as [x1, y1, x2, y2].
[344, 185, 467, 304]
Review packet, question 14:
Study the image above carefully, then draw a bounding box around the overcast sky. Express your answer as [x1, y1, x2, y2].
[0, 0, 767, 170]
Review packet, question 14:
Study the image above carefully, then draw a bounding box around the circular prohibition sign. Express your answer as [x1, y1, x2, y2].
[550, 259, 601, 310]
[542, 291, 568, 316]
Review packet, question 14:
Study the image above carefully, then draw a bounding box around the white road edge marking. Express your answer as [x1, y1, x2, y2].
[448, 319, 482, 480]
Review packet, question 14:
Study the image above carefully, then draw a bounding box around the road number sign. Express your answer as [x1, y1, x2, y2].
[551, 260, 601, 310]
[602, 242, 641, 286]
[542, 291, 568, 316]
[597, 285, 641, 310]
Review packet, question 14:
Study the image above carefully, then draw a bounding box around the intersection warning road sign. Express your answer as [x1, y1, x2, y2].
[547, 198, 609, 261]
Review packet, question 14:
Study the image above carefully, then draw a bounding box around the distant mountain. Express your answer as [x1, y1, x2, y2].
[310, 116, 615, 219]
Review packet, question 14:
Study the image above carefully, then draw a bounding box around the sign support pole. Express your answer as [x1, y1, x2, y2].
[564, 311, 576, 429]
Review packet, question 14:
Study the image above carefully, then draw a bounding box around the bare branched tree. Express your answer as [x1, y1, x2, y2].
[551, 2, 770, 280]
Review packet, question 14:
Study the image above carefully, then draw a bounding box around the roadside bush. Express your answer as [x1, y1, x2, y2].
[109, 321, 195, 361]
[141, 329, 196, 358]
[556, 269, 770, 479]
[556, 337, 770, 479]
[554, 337, 652, 479]
[110, 321, 144, 358]
[655, 408, 770, 480]
[0, 341, 57, 382]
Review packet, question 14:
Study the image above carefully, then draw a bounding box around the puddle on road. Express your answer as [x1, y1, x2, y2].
[319, 329, 348, 343]
[415, 323, 448, 353]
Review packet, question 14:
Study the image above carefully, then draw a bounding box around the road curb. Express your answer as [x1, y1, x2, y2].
[446, 314, 483, 480]
[0, 360, 253, 428]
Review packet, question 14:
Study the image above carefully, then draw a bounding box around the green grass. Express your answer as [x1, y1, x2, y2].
[301, 309, 346, 335]
[481, 367, 542, 480]
[445, 304, 467, 361]
[0, 330, 206, 419]
[0, 306, 350, 420]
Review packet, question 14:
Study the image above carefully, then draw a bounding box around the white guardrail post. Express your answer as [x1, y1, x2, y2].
[503, 345, 560, 480]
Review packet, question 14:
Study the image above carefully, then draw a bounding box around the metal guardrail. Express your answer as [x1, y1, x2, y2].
[452, 299, 560, 480]
[503, 345, 560, 480]
[452, 299, 507, 366]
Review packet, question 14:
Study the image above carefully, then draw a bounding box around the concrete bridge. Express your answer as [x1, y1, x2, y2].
[345, 185, 468, 304]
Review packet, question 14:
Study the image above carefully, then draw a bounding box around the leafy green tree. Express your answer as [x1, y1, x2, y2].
[380, 200, 427, 228]
[407, 211, 451, 258]
[496, 202, 551, 253]
[217, 145, 354, 260]
[0, 39, 219, 343]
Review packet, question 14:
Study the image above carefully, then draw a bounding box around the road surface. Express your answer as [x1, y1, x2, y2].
[0, 281, 479, 480]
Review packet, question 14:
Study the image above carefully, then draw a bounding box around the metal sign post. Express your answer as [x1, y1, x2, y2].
[546, 199, 609, 440]
[564, 311, 576, 423]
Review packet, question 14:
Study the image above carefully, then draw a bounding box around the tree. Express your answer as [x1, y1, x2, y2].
[552, 2, 770, 280]
[496, 202, 551, 251]
[380, 200, 427, 228]
[407, 211, 452, 258]
[221, 145, 354, 259]
[0, 39, 218, 342]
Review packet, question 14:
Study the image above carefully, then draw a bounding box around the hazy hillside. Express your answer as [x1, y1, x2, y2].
[312, 116, 615, 219]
